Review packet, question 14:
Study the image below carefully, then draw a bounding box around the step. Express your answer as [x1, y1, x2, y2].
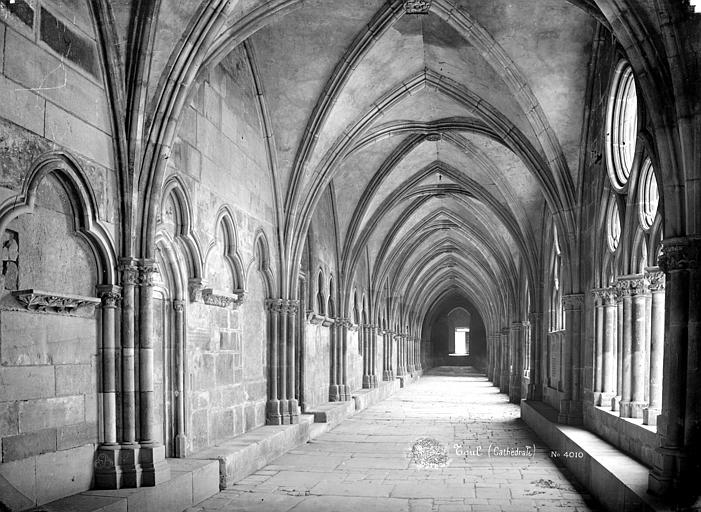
[352, 378, 401, 410]
[189, 415, 313, 489]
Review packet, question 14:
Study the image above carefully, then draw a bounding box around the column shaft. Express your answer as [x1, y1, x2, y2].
[644, 269, 664, 425]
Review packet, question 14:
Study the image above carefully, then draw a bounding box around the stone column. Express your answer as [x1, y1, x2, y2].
[266, 299, 282, 424]
[362, 324, 371, 388]
[509, 322, 522, 403]
[382, 330, 391, 381]
[561, 294, 584, 425]
[329, 315, 340, 401]
[683, 239, 701, 494]
[616, 277, 634, 418]
[136, 260, 170, 486]
[415, 336, 422, 372]
[94, 285, 122, 489]
[278, 301, 290, 424]
[119, 259, 138, 446]
[172, 299, 186, 457]
[493, 333, 501, 387]
[527, 313, 543, 400]
[644, 268, 664, 426]
[339, 319, 351, 400]
[500, 328, 510, 394]
[398, 334, 406, 376]
[287, 300, 299, 423]
[592, 289, 605, 403]
[601, 287, 617, 406]
[370, 324, 379, 387]
[629, 275, 650, 418]
[613, 284, 624, 411]
[98, 285, 121, 445]
[649, 239, 689, 497]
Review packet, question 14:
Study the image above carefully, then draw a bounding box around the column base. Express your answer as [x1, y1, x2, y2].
[610, 395, 621, 412]
[174, 434, 187, 458]
[266, 399, 283, 425]
[94, 443, 170, 489]
[383, 370, 392, 381]
[280, 399, 291, 424]
[288, 398, 300, 424]
[139, 443, 171, 487]
[628, 401, 647, 419]
[341, 385, 352, 401]
[619, 399, 632, 418]
[648, 445, 684, 498]
[362, 374, 372, 389]
[596, 391, 615, 407]
[643, 407, 660, 426]
[329, 384, 341, 402]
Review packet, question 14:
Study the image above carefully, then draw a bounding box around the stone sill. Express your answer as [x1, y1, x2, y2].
[594, 405, 656, 434]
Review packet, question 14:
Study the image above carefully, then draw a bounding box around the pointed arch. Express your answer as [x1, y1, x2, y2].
[0, 151, 117, 285]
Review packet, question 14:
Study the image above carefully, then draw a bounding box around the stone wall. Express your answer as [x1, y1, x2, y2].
[303, 323, 331, 409]
[160, 46, 277, 454]
[0, 2, 118, 507]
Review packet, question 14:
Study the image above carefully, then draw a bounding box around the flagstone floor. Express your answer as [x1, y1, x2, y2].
[187, 367, 600, 512]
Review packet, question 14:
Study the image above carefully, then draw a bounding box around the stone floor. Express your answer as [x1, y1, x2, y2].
[187, 367, 601, 512]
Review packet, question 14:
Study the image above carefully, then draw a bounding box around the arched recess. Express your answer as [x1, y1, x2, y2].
[0, 150, 119, 463]
[0, 151, 117, 285]
[154, 178, 202, 457]
[204, 206, 245, 293]
[241, 230, 276, 431]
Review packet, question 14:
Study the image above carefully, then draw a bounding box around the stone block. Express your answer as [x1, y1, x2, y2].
[4, 27, 112, 133]
[2, 428, 57, 462]
[85, 393, 98, 423]
[57, 421, 98, 450]
[219, 330, 234, 351]
[45, 102, 113, 168]
[0, 74, 46, 136]
[190, 409, 208, 452]
[36, 444, 94, 505]
[0, 401, 19, 437]
[0, 455, 36, 509]
[127, 468, 192, 512]
[37, 494, 127, 512]
[211, 408, 234, 441]
[0, 365, 54, 401]
[0, 311, 97, 366]
[203, 83, 222, 129]
[19, 395, 84, 432]
[179, 107, 197, 145]
[216, 353, 234, 386]
[56, 364, 94, 396]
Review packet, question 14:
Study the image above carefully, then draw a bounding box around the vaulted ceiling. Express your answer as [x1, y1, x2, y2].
[144, 0, 599, 330]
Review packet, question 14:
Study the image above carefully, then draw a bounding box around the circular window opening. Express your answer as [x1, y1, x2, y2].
[638, 157, 659, 230]
[607, 196, 621, 252]
[605, 61, 638, 191]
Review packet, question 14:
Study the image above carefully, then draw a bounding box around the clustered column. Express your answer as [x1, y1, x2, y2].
[527, 313, 542, 400]
[643, 268, 664, 425]
[561, 293, 584, 425]
[382, 328, 393, 381]
[509, 322, 523, 403]
[265, 299, 301, 425]
[500, 328, 510, 394]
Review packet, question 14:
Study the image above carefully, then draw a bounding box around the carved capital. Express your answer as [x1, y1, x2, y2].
[173, 299, 185, 313]
[404, 0, 431, 13]
[137, 259, 158, 287]
[629, 276, 650, 296]
[646, 268, 666, 292]
[615, 278, 633, 299]
[528, 312, 543, 323]
[97, 285, 122, 308]
[118, 259, 139, 286]
[266, 298, 285, 313]
[562, 293, 585, 310]
[284, 299, 299, 316]
[659, 239, 690, 273]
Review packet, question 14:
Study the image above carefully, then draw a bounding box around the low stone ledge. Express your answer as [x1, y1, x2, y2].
[305, 400, 355, 429]
[190, 416, 312, 490]
[31, 458, 219, 512]
[352, 379, 401, 411]
[521, 400, 671, 512]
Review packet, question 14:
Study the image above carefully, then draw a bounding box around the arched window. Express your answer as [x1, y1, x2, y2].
[605, 61, 638, 190]
[638, 157, 659, 231]
[606, 195, 621, 253]
[316, 270, 325, 315]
